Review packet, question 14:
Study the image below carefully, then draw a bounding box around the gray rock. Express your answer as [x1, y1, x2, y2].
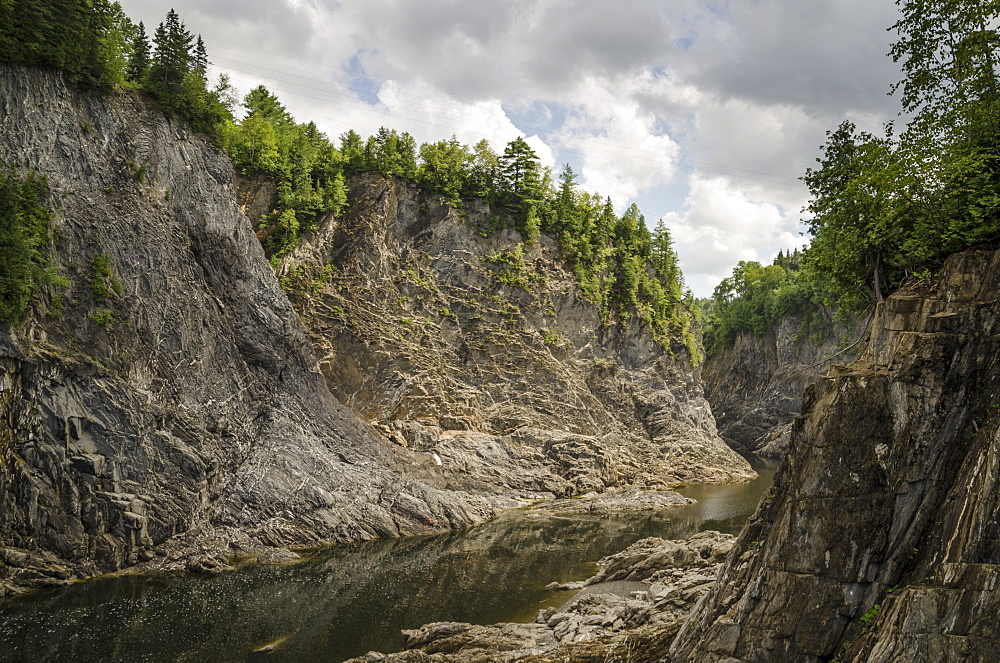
[350, 530, 734, 662]
[280, 173, 754, 492]
[672, 249, 1000, 661]
[702, 309, 866, 458]
[0, 67, 492, 589]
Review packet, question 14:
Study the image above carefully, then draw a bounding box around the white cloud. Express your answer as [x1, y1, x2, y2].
[661, 175, 808, 296]
[557, 74, 682, 210]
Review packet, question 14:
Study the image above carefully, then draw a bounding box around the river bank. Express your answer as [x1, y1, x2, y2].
[0, 463, 773, 662]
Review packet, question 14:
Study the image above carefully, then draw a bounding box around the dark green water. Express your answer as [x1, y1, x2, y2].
[0, 462, 774, 663]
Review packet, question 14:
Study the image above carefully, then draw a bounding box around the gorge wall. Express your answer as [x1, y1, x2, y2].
[277, 174, 752, 497]
[0, 67, 493, 592]
[702, 310, 865, 458]
[670, 248, 1000, 662]
[0, 67, 749, 593]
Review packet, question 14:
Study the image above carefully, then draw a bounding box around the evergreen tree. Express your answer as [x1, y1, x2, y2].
[339, 130, 365, 175]
[244, 85, 293, 126]
[418, 136, 472, 205]
[146, 9, 193, 114]
[499, 136, 543, 218]
[126, 20, 150, 83]
[193, 34, 207, 77]
[468, 139, 499, 201]
[0, 168, 55, 323]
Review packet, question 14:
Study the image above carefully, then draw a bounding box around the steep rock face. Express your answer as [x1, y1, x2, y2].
[702, 311, 864, 457]
[670, 248, 1000, 662]
[0, 67, 491, 591]
[279, 174, 753, 496]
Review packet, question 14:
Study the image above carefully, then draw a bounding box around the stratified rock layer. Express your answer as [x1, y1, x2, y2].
[671, 248, 1000, 662]
[281, 174, 752, 495]
[702, 310, 865, 458]
[0, 67, 491, 592]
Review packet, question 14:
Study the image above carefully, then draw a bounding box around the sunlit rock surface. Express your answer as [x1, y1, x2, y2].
[279, 173, 752, 496]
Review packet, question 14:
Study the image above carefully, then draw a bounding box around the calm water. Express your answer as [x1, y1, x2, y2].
[0, 461, 774, 663]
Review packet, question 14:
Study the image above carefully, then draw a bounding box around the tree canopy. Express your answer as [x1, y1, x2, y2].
[799, 0, 999, 313]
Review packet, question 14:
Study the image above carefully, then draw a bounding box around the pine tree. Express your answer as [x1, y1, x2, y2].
[148, 9, 192, 103]
[126, 20, 150, 83]
[193, 34, 207, 77]
[339, 130, 365, 175]
[499, 137, 542, 217]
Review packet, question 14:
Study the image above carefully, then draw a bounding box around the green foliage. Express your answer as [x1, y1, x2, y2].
[860, 604, 881, 632]
[0, 167, 55, 323]
[223, 89, 349, 257]
[802, 1, 1000, 309]
[89, 252, 121, 301]
[702, 251, 833, 354]
[0, 0, 132, 90]
[90, 308, 114, 326]
[1, 3, 233, 138]
[125, 20, 149, 84]
[418, 136, 472, 206]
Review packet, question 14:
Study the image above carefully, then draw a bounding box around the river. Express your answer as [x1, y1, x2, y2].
[0, 460, 774, 663]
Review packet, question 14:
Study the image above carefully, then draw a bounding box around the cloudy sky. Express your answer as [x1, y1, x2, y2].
[119, 0, 905, 297]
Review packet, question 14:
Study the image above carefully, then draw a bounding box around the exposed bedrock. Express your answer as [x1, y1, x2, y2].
[278, 173, 752, 496]
[0, 67, 492, 593]
[702, 310, 865, 458]
[671, 248, 1000, 662]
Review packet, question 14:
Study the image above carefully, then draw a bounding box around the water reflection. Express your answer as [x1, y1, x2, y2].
[0, 461, 775, 663]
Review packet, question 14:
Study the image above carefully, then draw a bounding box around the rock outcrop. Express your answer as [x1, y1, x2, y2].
[346, 531, 735, 663]
[670, 248, 1000, 662]
[702, 309, 865, 457]
[280, 174, 752, 496]
[0, 67, 492, 593]
[0, 66, 750, 593]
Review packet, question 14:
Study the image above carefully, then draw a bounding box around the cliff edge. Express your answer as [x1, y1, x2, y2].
[671, 247, 1000, 662]
[0, 67, 492, 592]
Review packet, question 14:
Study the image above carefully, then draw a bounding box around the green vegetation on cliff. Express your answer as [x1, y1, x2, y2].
[0, 1, 233, 136]
[224, 95, 695, 354]
[0, 0, 698, 356]
[0, 167, 57, 323]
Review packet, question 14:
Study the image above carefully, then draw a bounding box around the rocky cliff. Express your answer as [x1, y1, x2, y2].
[702, 310, 865, 458]
[670, 247, 1000, 661]
[0, 67, 493, 592]
[0, 66, 749, 593]
[277, 173, 751, 497]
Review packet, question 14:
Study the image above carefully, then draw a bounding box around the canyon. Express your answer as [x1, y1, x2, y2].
[1, 66, 997, 663]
